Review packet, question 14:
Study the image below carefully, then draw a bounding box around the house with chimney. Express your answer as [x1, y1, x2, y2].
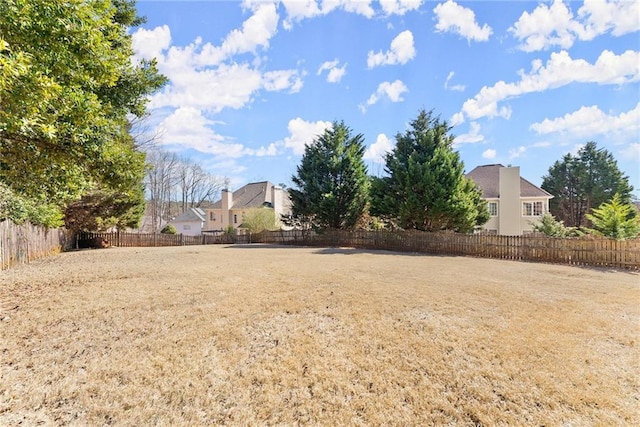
[203, 181, 292, 232]
[466, 164, 553, 236]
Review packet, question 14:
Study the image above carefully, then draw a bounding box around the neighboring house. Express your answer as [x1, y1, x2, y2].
[168, 207, 206, 236]
[204, 181, 292, 232]
[466, 164, 553, 235]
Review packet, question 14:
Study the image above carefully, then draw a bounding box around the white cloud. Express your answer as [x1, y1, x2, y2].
[450, 111, 465, 126]
[454, 121, 484, 144]
[326, 65, 347, 83]
[509, 146, 527, 160]
[150, 63, 264, 112]
[579, 0, 640, 38]
[482, 149, 496, 159]
[339, 0, 375, 18]
[620, 142, 640, 164]
[281, 0, 374, 29]
[131, 25, 171, 62]
[509, 0, 580, 52]
[281, 0, 322, 30]
[367, 30, 416, 68]
[361, 80, 409, 112]
[317, 59, 347, 83]
[379, 0, 423, 16]
[444, 71, 465, 92]
[158, 107, 248, 158]
[253, 143, 279, 157]
[364, 133, 394, 163]
[530, 103, 640, 139]
[263, 69, 305, 93]
[460, 49, 640, 121]
[133, 17, 305, 113]
[433, 0, 493, 42]
[197, 2, 279, 65]
[511, 0, 640, 52]
[283, 118, 333, 155]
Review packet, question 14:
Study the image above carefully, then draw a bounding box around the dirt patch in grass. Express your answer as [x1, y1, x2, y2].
[1, 245, 638, 425]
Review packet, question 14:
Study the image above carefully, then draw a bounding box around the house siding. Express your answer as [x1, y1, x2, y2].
[467, 164, 552, 236]
[204, 182, 293, 232]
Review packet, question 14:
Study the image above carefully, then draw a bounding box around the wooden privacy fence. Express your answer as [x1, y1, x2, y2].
[0, 220, 68, 270]
[13, 228, 638, 270]
[77, 231, 248, 248]
[252, 229, 640, 270]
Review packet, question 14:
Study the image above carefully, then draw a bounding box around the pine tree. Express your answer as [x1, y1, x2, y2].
[542, 142, 633, 227]
[290, 121, 369, 229]
[372, 110, 488, 233]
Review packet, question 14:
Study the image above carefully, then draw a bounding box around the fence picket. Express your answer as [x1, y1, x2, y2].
[4, 223, 638, 270]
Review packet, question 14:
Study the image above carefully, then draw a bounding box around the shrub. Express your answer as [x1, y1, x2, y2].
[161, 224, 178, 234]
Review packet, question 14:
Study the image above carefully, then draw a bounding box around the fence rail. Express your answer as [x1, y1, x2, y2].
[5, 226, 638, 270]
[0, 220, 68, 270]
[77, 231, 248, 248]
[252, 229, 640, 270]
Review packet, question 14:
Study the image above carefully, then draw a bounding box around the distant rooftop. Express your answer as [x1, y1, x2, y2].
[466, 164, 552, 199]
[211, 181, 290, 210]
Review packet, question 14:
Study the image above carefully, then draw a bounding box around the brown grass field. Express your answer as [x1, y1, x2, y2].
[1, 245, 638, 426]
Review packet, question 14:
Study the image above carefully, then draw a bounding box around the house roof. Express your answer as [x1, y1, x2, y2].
[172, 207, 206, 222]
[466, 164, 552, 199]
[211, 181, 291, 210]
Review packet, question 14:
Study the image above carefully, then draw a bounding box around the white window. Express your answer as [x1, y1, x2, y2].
[183, 224, 191, 230]
[488, 202, 498, 216]
[522, 201, 543, 216]
[209, 212, 215, 221]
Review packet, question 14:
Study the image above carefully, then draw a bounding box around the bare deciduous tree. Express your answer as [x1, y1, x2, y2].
[145, 150, 226, 231]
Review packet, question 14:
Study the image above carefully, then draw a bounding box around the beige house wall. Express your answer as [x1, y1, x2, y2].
[204, 184, 292, 233]
[204, 208, 223, 231]
[498, 167, 522, 236]
[475, 167, 551, 236]
[520, 197, 550, 233]
[483, 198, 499, 233]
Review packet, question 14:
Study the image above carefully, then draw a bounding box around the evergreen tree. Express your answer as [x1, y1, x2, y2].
[372, 110, 488, 233]
[290, 121, 369, 229]
[586, 193, 640, 240]
[541, 142, 633, 227]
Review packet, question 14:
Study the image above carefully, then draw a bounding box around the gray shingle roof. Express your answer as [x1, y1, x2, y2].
[211, 181, 291, 210]
[172, 207, 206, 222]
[466, 164, 552, 199]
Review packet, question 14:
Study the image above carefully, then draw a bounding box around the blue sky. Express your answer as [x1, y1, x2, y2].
[132, 0, 639, 196]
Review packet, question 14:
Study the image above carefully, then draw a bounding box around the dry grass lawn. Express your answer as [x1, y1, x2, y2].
[1, 245, 638, 426]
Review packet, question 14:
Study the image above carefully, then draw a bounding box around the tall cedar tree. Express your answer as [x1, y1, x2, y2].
[290, 121, 369, 229]
[541, 142, 633, 227]
[0, 0, 166, 227]
[371, 110, 488, 232]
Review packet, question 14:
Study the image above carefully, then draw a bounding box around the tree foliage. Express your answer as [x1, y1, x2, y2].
[161, 224, 178, 235]
[0, 182, 63, 227]
[242, 208, 277, 234]
[0, 0, 166, 229]
[541, 142, 633, 228]
[64, 186, 146, 233]
[290, 121, 369, 230]
[532, 213, 568, 237]
[371, 110, 488, 233]
[586, 193, 640, 240]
